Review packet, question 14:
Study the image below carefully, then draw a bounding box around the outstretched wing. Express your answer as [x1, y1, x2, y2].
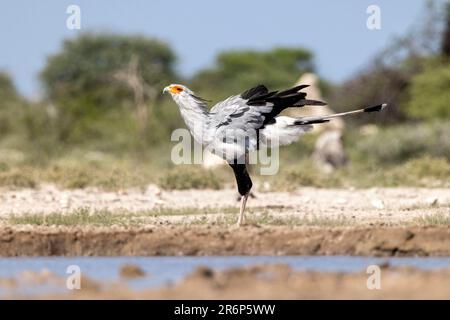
[209, 84, 325, 133]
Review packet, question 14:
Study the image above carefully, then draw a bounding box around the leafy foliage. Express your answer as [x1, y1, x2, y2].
[405, 59, 450, 120]
[191, 47, 314, 100]
[328, 1, 446, 124]
[351, 121, 450, 163]
[0, 72, 18, 101]
[0, 72, 23, 136]
[40, 33, 177, 143]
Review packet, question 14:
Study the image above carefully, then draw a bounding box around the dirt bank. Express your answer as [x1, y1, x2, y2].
[0, 186, 448, 256]
[1, 225, 449, 256]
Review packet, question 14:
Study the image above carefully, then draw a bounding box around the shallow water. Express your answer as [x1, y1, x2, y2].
[1, 256, 450, 296]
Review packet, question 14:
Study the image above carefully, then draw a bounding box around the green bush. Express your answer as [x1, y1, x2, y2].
[0, 72, 26, 137]
[351, 121, 450, 164]
[272, 159, 343, 190]
[0, 168, 37, 188]
[406, 61, 450, 120]
[376, 156, 450, 187]
[191, 47, 314, 101]
[396, 155, 450, 181]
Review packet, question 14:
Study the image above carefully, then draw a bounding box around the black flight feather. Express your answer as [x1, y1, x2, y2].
[240, 84, 326, 126]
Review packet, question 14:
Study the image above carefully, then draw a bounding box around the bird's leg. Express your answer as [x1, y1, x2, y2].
[238, 192, 249, 226]
[229, 160, 253, 227]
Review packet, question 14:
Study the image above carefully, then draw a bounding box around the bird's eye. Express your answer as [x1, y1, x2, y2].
[169, 86, 184, 94]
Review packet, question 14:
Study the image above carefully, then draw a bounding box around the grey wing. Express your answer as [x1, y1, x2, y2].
[209, 95, 273, 131]
[205, 84, 325, 159]
[207, 95, 274, 153]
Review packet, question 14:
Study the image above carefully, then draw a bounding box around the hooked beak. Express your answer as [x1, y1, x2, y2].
[163, 86, 170, 94]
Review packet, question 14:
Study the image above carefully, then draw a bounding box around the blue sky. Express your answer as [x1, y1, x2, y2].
[0, 0, 433, 97]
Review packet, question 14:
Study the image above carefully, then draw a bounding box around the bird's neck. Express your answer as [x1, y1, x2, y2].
[173, 94, 209, 144]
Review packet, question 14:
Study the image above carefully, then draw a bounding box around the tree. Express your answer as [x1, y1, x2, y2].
[191, 47, 314, 100]
[0, 72, 22, 136]
[328, 1, 446, 124]
[442, 2, 450, 57]
[40, 33, 177, 142]
[0, 72, 18, 101]
[328, 63, 414, 124]
[405, 60, 450, 120]
[113, 55, 156, 137]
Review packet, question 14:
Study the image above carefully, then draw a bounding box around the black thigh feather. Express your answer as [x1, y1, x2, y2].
[229, 163, 253, 196]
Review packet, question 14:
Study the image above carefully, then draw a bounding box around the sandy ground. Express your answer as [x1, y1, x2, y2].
[0, 185, 448, 225]
[2, 264, 450, 299]
[0, 185, 448, 256]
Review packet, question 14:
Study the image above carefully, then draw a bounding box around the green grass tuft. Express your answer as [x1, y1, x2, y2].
[6, 207, 240, 227]
[8, 208, 128, 227]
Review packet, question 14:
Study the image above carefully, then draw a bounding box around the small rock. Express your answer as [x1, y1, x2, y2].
[119, 264, 145, 279]
[155, 199, 166, 205]
[59, 195, 71, 209]
[371, 199, 385, 210]
[425, 197, 439, 206]
[194, 266, 214, 278]
[44, 194, 55, 202]
[145, 185, 161, 196]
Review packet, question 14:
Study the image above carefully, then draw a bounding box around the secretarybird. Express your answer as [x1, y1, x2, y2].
[163, 83, 386, 226]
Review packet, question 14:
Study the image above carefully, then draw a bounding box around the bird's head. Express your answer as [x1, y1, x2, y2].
[163, 84, 192, 97]
[163, 83, 209, 110]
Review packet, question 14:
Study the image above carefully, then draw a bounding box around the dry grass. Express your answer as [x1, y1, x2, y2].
[0, 168, 37, 189]
[8, 208, 131, 227]
[0, 156, 448, 191]
[5, 207, 238, 227]
[176, 211, 356, 227]
[5, 206, 357, 227]
[414, 213, 450, 227]
[158, 165, 224, 190]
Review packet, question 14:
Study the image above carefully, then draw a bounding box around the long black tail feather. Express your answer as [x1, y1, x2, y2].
[294, 103, 388, 125]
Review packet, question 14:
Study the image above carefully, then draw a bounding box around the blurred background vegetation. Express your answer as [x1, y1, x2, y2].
[0, 2, 449, 190]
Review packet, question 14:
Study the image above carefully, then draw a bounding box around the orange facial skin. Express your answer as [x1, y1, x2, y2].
[169, 85, 184, 94]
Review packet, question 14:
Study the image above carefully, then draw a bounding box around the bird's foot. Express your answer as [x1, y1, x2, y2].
[237, 211, 247, 226]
